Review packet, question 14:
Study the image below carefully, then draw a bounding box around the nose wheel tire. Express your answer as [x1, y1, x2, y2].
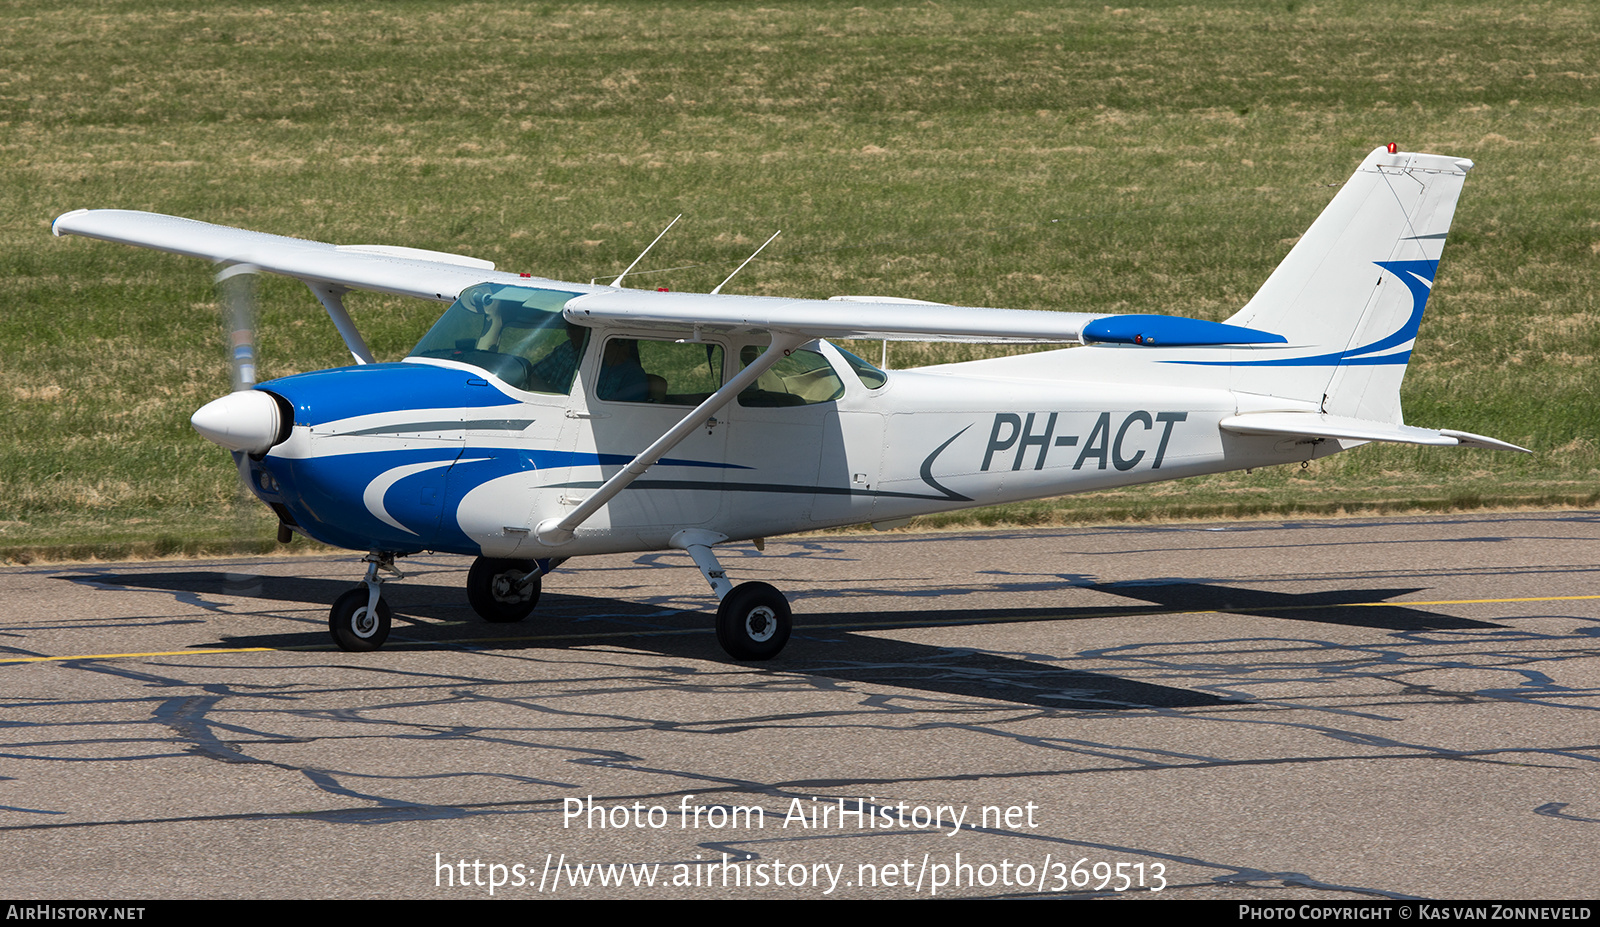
[329, 587, 391, 652]
[467, 557, 541, 623]
[715, 581, 791, 661]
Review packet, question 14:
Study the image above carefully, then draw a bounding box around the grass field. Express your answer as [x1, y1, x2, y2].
[1, 1, 1596, 562]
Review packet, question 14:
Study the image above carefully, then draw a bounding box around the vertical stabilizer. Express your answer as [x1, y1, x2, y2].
[1222, 147, 1473, 423]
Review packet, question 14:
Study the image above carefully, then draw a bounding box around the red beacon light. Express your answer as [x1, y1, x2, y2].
[1386, 142, 1398, 154]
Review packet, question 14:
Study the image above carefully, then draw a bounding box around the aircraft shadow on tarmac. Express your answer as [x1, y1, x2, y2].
[1088, 580, 1503, 632]
[62, 570, 1506, 712]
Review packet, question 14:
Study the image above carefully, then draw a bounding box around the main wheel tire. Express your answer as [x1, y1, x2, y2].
[467, 557, 541, 623]
[716, 581, 791, 661]
[329, 587, 391, 652]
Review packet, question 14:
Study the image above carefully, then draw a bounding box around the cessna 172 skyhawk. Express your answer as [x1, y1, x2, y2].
[51, 145, 1524, 659]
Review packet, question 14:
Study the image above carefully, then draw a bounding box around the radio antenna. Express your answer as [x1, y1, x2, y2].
[610, 214, 682, 288]
[710, 230, 781, 295]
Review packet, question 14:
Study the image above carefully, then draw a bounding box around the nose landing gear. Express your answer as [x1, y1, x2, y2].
[329, 587, 391, 651]
[328, 552, 402, 652]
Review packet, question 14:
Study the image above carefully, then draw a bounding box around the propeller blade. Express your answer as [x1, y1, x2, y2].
[216, 263, 261, 392]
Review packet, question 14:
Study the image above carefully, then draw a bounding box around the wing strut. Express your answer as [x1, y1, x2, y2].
[535, 332, 808, 546]
[304, 281, 376, 365]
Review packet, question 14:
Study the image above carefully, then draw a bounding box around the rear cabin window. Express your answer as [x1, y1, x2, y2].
[835, 347, 888, 389]
[737, 345, 845, 407]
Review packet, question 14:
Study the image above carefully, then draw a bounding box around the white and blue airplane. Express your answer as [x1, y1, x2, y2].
[51, 145, 1524, 659]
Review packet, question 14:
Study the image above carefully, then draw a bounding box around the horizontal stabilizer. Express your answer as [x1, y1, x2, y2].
[1220, 412, 1529, 452]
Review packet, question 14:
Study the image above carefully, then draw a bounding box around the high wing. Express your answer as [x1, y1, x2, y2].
[52, 208, 1286, 348]
[51, 208, 545, 303]
[562, 289, 1285, 345]
[565, 287, 1098, 343]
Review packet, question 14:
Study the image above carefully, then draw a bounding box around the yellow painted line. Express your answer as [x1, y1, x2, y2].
[2, 646, 279, 664]
[1393, 595, 1600, 607]
[6, 595, 1599, 665]
[0, 629, 710, 664]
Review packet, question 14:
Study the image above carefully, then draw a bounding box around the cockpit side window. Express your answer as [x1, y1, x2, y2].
[408, 283, 589, 394]
[595, 337, 725, 406]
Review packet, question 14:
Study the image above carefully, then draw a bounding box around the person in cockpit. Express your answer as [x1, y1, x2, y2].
[597, 338, 651, 402]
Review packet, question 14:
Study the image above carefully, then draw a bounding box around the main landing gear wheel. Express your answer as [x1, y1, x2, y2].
[716, 581, 791, 661]
[329, 587, 391, 652]
[467, 557, 541, 623]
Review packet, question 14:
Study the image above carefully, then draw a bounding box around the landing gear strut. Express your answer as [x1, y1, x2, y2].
[674, 530, 792, 661]
[329, 552, 402, 652]
[467, 557, 542, 623]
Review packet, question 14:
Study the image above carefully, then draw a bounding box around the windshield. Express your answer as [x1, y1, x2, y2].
[408, 283, 588, 393]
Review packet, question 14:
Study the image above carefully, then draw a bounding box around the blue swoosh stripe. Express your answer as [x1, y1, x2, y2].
[1166, 259, 1437, 368]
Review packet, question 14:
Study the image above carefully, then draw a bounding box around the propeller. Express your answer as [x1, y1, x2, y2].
[218, 263, 259, 393]
[191, 264, 285, 454]
[205, 264, 274, 569]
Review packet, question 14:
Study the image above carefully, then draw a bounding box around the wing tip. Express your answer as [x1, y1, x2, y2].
[51, 208, 92, 237]
[1438, 429, 1532, 454]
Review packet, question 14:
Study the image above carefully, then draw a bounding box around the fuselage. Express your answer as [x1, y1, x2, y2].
[244, 330, 1329, 560]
